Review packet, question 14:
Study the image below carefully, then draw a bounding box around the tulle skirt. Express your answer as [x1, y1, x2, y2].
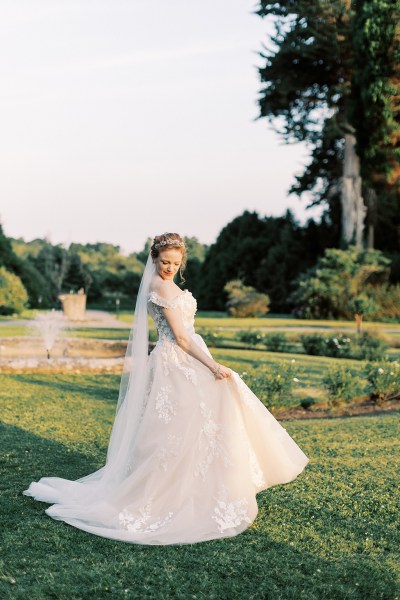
[23, 333, 309, 545]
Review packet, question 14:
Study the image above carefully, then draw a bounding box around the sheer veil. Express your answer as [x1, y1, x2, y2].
[74, 252, 156, 491]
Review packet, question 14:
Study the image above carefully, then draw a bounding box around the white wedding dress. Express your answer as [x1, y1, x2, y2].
[23, 287, 309, 545]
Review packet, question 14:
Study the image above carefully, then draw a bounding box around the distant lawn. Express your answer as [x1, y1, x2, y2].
[0, 327, 132, 340]
[0, 327, 32, 337]
[0, 309, 39, 321]
[1, 372, 398, 599]
[212, 348, 366, 407]
[115, 311, 400, 330]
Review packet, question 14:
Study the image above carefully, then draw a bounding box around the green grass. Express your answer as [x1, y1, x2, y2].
[212, 348, 367, 406]
[1, 373, 399, 599]
[116, 311, 400, 330]
[0, 327, 31, 337]
[0, 309, 39, 321]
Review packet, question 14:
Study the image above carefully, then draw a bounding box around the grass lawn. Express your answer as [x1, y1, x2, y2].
[1, 373, 399, 599]
[212, 348, 367, 407]
[116, 311, 400, 331]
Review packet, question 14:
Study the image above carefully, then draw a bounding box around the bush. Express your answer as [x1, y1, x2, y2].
[0, 266, 29, 315]
[300, 397, 316, 410]
[236, 329, 263, 347]
[365, 283, 400, 321]
[239, 360, 300, 408]
[290, 245, 391, 319]
[300, 334, 328, 356]
[363, 360, 400, 404]
[325, 333, 353, 358]
[262, 332, 292, 353]
[351, 330, 389, 361]
[224, 280, 270, 317]
[321, 364, 361, 406]
[300, 330, 388, 361]
[198, 328, 220, 347]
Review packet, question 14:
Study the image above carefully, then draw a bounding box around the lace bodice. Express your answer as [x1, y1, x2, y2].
[147, 289, 197, 342]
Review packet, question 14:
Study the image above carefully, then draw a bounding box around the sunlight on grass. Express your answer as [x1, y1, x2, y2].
[0, 372, 398, 599]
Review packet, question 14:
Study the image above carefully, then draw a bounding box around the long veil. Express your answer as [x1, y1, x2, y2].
[79, 252, 155, 489]
[23, 252, 156, 502]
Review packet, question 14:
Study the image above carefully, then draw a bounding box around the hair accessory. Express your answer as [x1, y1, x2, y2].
[154, 239, 185, 249]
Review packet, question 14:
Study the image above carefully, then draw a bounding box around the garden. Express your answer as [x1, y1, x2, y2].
[1, 307, 399, 599]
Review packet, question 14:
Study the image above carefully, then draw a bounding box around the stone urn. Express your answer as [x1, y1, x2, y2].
[58, 288, 87, 321]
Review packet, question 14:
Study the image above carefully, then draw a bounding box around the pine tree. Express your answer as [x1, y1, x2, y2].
[257, 0, 400, 248]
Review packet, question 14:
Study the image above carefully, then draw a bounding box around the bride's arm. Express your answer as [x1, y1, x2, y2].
[160, 305, 231, 380]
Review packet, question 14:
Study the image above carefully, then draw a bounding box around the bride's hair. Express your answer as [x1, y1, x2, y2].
[151, 233, 187, 282]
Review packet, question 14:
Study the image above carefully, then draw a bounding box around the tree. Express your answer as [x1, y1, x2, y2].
[0, 266, 28, 315]
[290, 245, 391, 319]
[351, 0, 400, 248]
[257, 0, 400, 248]
[0, 224, 52, 308]
[197, 209, 334, 312]
[224, 280, 270, 317]
[62, 252, 93, 295]
[31, 244, 69, 305]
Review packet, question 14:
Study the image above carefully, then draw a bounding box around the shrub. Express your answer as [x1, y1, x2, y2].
[300, 397, 316, 410]
[240, 360, 300, 408]
[325, 333, 353, 358]
[236, 329, 263, 347]
[262, 332, 292, 353]
[198, 328, 220, 347]
[351, 331, 389, 360]
[321, 364, 360, 406]
[300, 334, 328, 356]
[290, 245, 391, 319]
[224, 280, 270, 317]
[0, 266, 29, 315]
[301, 330, 388, 361]
[365, 283, 400, 321]
[363, 360, 400, 404]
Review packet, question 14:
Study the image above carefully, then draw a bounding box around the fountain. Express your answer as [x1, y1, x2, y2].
[0, 309, 128, 373]
[30, 309, 69, 359]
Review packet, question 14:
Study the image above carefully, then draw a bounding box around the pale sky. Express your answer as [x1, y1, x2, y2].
[0, 0, 323, 255]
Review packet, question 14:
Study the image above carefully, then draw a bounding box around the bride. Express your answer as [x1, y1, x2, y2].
[23, 232, 309, 545]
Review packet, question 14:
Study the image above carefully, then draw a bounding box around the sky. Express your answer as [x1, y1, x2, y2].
[0, 0, 323, 255]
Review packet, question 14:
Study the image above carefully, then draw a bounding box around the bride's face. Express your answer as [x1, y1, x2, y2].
[155, 248, 183, 281]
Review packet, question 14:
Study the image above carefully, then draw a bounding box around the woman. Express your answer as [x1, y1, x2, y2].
[23, 233, 309, 545]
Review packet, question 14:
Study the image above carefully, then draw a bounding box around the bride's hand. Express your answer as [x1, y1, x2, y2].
[211, 362, 232, 380]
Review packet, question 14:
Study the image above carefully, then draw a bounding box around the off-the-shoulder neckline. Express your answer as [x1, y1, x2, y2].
[148, 289, 190, 303]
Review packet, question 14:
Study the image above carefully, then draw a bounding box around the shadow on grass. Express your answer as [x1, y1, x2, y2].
[2, 373, 119, 403]
[1, 423, 398, 599]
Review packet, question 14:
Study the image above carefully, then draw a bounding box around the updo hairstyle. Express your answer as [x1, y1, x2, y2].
[150, 232, 187, 282]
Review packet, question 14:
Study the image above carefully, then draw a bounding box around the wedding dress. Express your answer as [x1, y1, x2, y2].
[23, 254, 309, 545]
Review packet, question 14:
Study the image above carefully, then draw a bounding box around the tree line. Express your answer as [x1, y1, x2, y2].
[1, 206, 400, 319]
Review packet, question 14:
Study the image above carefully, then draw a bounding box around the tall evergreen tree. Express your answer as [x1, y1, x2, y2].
[197, 210, 335, 311]
[351, 0, 400, 249]
[257, 0, 400, 248]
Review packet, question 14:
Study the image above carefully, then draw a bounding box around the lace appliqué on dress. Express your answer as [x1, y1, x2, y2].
[212, 487, 252, 533]
[157, 434, 182, 471]
[148, 290, 198, 385]
[119, 499, 173, 533]
[155, 384, 176, 423]
[159, 341, 198, 384]
[194, 402, 231, 480]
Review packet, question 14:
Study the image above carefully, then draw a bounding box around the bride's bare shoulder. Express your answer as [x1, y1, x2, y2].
[149, 277, 180, 301]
